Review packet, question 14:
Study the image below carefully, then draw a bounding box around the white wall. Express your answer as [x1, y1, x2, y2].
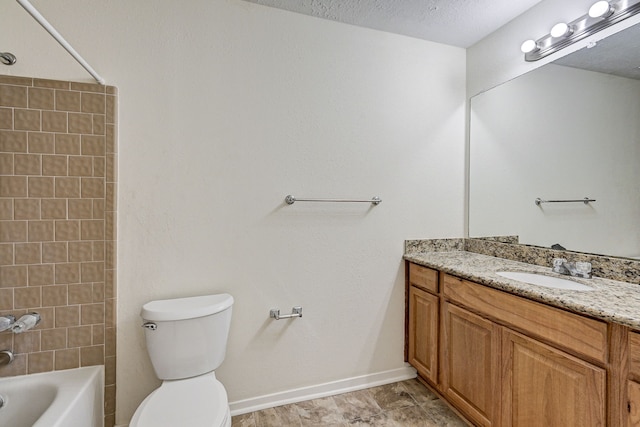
[469, 64, 640, 257]
[1, 1, 466, 424]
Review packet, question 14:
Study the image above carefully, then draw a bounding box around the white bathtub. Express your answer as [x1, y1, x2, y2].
[0, 365, 104, 427]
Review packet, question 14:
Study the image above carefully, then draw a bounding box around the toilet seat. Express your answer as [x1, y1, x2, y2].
[130, 373, 230, 427]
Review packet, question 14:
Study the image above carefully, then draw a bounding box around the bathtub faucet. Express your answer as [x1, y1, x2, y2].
[0, 315, 16, 332]
[11, 313, 41, 334]
[0, 350, 14, 366]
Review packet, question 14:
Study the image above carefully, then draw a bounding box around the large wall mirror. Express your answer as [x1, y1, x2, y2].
[469, 22, 640, 259]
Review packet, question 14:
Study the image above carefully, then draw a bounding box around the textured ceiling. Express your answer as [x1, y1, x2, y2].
[241, 0, 544, 47]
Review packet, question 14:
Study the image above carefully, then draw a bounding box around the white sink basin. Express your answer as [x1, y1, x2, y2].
[496, 271, 594, 291]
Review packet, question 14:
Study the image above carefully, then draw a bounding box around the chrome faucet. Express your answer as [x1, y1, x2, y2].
[0, 315, 16, 333]
[552, 258, 592, 279]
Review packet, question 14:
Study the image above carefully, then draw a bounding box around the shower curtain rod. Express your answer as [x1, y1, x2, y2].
[16, 0, 105, 85]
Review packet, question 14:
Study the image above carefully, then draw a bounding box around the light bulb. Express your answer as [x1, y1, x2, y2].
[520, 39, 539, 53]
[589, 1, 614, 18]
[550, 22, 572, 38]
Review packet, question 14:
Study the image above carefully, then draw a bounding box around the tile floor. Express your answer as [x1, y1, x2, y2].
[231, 379, 469, 426]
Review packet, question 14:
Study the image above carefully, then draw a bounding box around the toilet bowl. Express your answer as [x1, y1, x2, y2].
[130, 293, 234, 427]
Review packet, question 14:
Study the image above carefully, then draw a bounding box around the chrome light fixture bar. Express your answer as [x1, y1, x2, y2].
[522, 0, 640, 61]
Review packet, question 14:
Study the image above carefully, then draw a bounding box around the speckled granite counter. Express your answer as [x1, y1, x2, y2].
[404, 251, 640, 330]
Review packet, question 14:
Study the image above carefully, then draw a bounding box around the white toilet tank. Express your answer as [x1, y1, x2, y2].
[141, 293, 234, 380]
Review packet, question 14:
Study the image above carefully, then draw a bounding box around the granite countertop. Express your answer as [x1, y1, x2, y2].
[404, 251, 640, 330]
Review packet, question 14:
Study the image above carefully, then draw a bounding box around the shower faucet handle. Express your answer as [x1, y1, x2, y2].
[0, 315, 16, 333]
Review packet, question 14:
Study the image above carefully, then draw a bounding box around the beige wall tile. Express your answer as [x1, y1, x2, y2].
[105, 326, 116, 357]
[104, 384, 116, 414]
[70, 82, 104, 93]
[55, 262, 80, 284]
[42, 242, 68, 263]
[34, 79, 69, 90]
[42, 111, 68, 133]
[69, 156, 93, 176]
[36, 307, 54, 329]
[0, 244, 13, 265]
[69, 199, 93, 219]
[28, 176, 54, 197]
[41, 198, 67, 219]
[81, 177, 104, 198]
[55, 90, 80, 112]
[42, 284, 68, 307]
[0, 176, 27, 197]
[105, 355, 116, 385]
[0, 288, 13, 310]
[82, 135, 105, 155]
[80, 344, 104, 366]
[93, 200, 105, 220]
[0, 152, 13, 174]
[55, 220, 80, 241]
[92, 283, 105, 303]
[106, 154, 116, 182]
[0, 199, 12, 220]
[0, 354, 27, 377]
[81, 93, 105, 114]
[93, 241, 105, 261]
[0, 76, 32, 86]
[69, 283, 93, 304]
[81, 262, 104, 282]
[0, 85, 28, 107]
[55, 348, 80, 370]
[29, 87, 55, 110]
[1, 220, 27, 242]
[28, 132, 55, 154]
[93, 157, 105, 177]
[0, 108, 13, 129]
[105, 270, 115, 299]
[105, 95, 116, 124]
[81, 219, 104, 240]
[28, 264, 54, 286]
[105, 86, 117, 95]
[81, 302, 104, 325]
[14, 242, 41, 264]
[42, 155, 68, 176]
[55, 305, 79, 327]
[92, 324, 104, 344]
[28, 351, 54, 374]
[0, 265, 28, 287]
[41, 327, 67, 350]
[105, 298, 115, 327]
[68, 113, 93, 134]
[69, 241, 93, 262]
[14, 285, 41, 307]
[93, 115, 105, 135]
[14, 154, 41, 175]
[55, 133, 80, 154]
[0, 130, 27, 152]
[55, 177, 80, 198]
[14, 198, 40, 220]
[14, 109, 41, 131]
[67, 324, 91, 346]
[105, 124, 116, 153]
[14, 330, 40, 353]
[28, 220, 54, 242]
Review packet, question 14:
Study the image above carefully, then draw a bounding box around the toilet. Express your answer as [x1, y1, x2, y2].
[130, 293, 234, 427]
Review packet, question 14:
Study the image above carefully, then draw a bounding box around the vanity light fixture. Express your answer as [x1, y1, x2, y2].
[521, 0, 640, 61]
[550, 22, 573, 38]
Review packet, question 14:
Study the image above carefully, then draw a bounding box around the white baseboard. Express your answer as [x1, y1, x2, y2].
[229, 365, 417, 416]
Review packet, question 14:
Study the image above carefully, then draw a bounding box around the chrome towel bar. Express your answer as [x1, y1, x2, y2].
[270, 306, 302, 320]
[285, 195, 381, 205]
[535, 197, 596, 206]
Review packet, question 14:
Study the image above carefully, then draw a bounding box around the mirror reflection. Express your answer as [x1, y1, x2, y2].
[469, 23, 640, 258]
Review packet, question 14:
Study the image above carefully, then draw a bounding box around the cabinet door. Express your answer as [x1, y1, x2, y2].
[502, 329, 606, 427]
[629, 381, 640, 426]
[408, 285, 439, 384]
[441, 301, 500, 427]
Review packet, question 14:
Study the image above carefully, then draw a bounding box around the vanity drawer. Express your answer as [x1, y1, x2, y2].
[629, 331, 640, 379]
[409, 263, 439, 293]
[443, 274, 608, 364]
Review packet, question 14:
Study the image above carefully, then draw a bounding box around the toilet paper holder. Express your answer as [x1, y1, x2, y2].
[270, 306, 302, 320]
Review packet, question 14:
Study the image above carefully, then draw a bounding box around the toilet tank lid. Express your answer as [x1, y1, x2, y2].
[141, 293, 234, 321]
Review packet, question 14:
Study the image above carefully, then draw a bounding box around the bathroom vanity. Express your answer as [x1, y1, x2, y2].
[404, 250, 640, 427]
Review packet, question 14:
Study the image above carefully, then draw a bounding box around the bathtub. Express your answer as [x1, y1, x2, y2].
[0, 365, 104, 427]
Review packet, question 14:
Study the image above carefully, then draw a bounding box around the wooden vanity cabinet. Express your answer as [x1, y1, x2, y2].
[628, 331, 640, 426]
[407, 264, 439, 385]
[406, 262, 611, 427]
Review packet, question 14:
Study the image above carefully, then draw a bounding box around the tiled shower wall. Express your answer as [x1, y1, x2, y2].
[0, 75, 117, 426]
